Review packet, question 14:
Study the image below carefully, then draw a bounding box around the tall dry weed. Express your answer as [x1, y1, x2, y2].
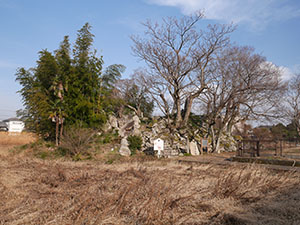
[213, 165, 297, 202]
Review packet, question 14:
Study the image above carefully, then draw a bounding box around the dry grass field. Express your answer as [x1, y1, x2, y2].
[0, 132, 36, 146]
[0, 136, 300, 224]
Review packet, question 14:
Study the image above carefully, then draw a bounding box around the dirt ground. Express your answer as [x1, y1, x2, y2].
[0, 143, 300, 225]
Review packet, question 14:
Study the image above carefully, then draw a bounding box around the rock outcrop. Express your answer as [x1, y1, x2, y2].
[104, 114, 233, 157]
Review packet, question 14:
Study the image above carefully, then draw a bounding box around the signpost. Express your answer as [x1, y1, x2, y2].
[154, 138, 164, 157]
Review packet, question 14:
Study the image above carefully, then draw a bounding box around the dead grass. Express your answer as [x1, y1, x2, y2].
[0, 154, 299, 225]
[0, 132, 37, 146]
[213, 164, 295, 202]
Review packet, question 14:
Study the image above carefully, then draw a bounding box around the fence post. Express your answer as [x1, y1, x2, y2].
[280, 140, 283, 156]
[256, 141, 260, 157]
[241, 141, 244, 157]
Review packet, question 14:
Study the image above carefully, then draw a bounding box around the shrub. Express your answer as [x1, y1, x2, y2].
[60, 126, 96, 158]
[35, 151, 50, 160]
[55, 147, 68, 157]
[127, 135, 143, 155]
[97, 129, 119, 144]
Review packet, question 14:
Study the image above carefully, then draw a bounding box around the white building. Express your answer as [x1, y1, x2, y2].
[3, 118, 25, 133]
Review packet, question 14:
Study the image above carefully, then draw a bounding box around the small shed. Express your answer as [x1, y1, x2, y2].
[2, 118, 25, 133]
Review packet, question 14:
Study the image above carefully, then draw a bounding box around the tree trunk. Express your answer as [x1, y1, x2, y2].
[55, 117, 59, 146]
[215, 137, 221, 154]
[209, 123, 223, 154]
[296, 123, 300, 137]
[209, 124, 216, 152]
[175, 99, 182, 128]
[214, 122, 228, 153]
[59, 119, 64, 145]
[182, 96, 194, 127]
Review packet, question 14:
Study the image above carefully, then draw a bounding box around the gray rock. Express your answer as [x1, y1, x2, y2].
[189, 141, 200, 156]
[121, 138, 128, 146]
[119, 146, 131, 156]
[132, 115, 141, 135]
[132, 115, 140, 128]
[109, 115, 119, 129]
[119, 129, 125, 138]
[119, 138, 131, 156]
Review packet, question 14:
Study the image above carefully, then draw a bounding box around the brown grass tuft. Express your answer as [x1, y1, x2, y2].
[213, 165, 294, 202]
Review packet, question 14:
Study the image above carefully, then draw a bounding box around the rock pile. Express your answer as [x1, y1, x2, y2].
[105, 115, 214, 157]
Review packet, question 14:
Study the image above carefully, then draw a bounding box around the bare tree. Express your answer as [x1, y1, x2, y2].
[131, 12, 234, 129]
[116, 74, 154, 118]
[287, 74, 300, 136]
[201, 46, 285, 152]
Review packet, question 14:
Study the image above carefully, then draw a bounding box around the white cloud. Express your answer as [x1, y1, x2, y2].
[147, 0, 300, 30]
[278, 64, 300, 81]
[280, 66, 294, 81]
[261, 61, 294, 82]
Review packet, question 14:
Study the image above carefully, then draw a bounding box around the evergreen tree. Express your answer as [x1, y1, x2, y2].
[16, 50, 59, 138]
[16, 23, 125, 141]
[68, 23, 105, 127]
[100, 64, 126, 114]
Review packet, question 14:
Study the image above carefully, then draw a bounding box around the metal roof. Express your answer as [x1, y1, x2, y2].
[2, 117, 22, 122]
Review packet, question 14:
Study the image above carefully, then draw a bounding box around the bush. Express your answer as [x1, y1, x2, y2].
[60, 126, 96, 158]
[35, 151, 50, 160]
[127, 135, 143, 155]
[55, 147, 68, 157]
[97, 129, 119, 144]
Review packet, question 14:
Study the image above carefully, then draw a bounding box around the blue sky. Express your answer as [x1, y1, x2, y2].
[0, 0, 300, 120]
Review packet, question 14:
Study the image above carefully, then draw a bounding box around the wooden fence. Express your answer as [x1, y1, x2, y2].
[237, 139, 299, 158]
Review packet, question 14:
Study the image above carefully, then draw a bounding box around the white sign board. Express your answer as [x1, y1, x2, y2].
[154, 138, 164, 157]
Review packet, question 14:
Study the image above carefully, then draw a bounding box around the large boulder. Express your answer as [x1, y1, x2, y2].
[189, 140, 200, 155]
[119, 138, 131, 156]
